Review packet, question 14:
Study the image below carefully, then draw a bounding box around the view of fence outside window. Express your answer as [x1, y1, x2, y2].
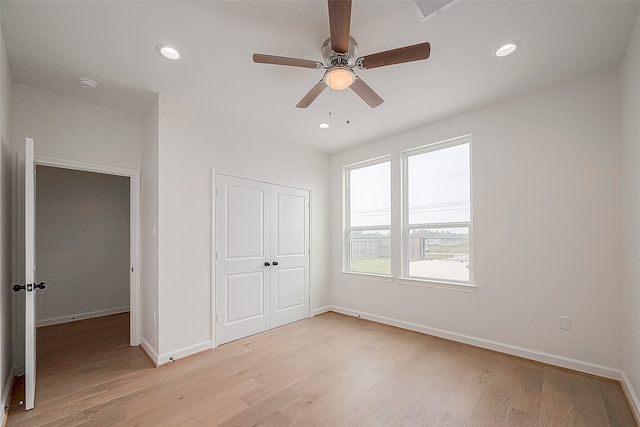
[405, 138, 471, 282]
[346, 159, 391, 275]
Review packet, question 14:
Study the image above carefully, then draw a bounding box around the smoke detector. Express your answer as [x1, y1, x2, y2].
[79, 77, 98, 89]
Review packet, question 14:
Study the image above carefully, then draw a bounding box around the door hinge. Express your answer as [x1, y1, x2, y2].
[215, 251, 219, 261]
[215, 187, 218, 198]
[216, 314, 219, 323]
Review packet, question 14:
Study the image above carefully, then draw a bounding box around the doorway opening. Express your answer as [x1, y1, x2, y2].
[35, 165, 130, 345]
[34, 158, 140, 347]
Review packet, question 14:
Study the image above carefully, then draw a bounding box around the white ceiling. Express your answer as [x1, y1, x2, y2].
[2, 1, 639, 153]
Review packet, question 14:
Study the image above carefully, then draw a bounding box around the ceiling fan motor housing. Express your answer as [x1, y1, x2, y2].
[322, 36, 358, 68]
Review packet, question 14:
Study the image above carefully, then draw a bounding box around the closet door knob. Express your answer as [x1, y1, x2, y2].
[272, 261, 279, 266]
[264, 262, 271, 267]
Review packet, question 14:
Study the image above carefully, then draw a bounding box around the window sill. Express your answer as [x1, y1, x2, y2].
[340, 271, 394, 283]
[397, 277, 477, 292]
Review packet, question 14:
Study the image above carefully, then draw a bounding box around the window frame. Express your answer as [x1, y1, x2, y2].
[401, 135, 473, 285]
[344, 156, 392, 277]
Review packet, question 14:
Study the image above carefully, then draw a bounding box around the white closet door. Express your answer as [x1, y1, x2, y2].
[270, 185, 310, 328]
[215, 175, 271, 345]
[215, 175, 310, 345]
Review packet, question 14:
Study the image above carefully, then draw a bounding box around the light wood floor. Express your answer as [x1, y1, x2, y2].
[6, 312, 638, 426]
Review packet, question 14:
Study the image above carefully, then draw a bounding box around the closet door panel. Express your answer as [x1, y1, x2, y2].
[215, 175, 271, 345]
[271, 186, 310, 328]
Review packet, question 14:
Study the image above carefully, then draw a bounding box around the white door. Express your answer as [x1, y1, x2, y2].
[270, 185, 309, 328]
[15, 138, 37, 409]
[216, 175, 310, 345]
[215, 175, 271, 344]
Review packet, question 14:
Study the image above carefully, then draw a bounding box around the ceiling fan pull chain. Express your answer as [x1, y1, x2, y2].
[346, 91, 350, 125]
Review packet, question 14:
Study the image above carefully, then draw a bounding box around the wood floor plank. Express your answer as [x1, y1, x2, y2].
[430, 411, 468, 427]
[599, 378, 638, 426]
[441, 366, 488, 421]
[402, 382, 455, 426]
[366, 368, 436, 424]
[467, 384, 511, 426]
[217, 388, 300, 427]
[6, 312, 637, 427]
[539, 366, 614, 427]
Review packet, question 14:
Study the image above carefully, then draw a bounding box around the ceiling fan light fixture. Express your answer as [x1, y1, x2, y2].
[324, 67, 355, 90]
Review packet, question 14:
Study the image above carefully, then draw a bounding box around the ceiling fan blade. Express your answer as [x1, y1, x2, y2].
[328, 0, 352, 54]
[253, 54, 322, 69]
[357, 42, 431, 70]
[350, 76, 383, 108]
[296, 80, 328, 108]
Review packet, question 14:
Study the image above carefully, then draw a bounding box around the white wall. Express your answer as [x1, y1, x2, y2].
[12, 84, 141, 170]
[35, 166, 130, 326]
[621, 10, 640, 415]
[0, 8, 13, 423]
[155, 94, 330, 363]
[140, 96, 159, 358]
[330, 68, 623, 374]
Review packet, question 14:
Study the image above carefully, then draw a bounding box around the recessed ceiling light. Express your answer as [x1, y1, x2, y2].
[319, 123, 330, 129]
[494, 41, 521, 58]
[156, 44, 181, 60]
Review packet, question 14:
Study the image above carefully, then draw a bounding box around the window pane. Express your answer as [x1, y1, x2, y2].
[408, 227, 469, 281]
[408, 143, 469, 224]
[350, 162, 391, 227]
[350, 230, 390, 274]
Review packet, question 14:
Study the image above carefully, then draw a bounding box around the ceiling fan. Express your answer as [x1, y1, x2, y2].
[253, 0, 431, 109]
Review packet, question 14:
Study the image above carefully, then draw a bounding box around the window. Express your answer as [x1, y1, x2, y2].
[345, 159, 391, 275]
[404, 137, 471, 283]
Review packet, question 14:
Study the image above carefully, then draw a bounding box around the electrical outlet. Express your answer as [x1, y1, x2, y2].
[559, 315, 571, 330]
[38, 292, 46, 303]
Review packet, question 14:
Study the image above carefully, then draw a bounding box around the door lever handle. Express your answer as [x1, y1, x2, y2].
[11, 282, 45, 292]
[264, 262, 271, 267]
[272, 261, 279, 266]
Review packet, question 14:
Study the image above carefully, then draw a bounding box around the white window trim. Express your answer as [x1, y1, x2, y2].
[401, 135, 474, 286]
[344, 156, 392, 276]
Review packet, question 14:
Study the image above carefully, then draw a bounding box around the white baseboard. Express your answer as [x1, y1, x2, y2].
[1, 366, 15, 427]
[327, 305, 623, 380]
[620, 371, 640, 425]
[36, 306, 130, 327]
[157, 340, 214, 365]
[312, 305, 331, 316]
[139, 336, 160, 366]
